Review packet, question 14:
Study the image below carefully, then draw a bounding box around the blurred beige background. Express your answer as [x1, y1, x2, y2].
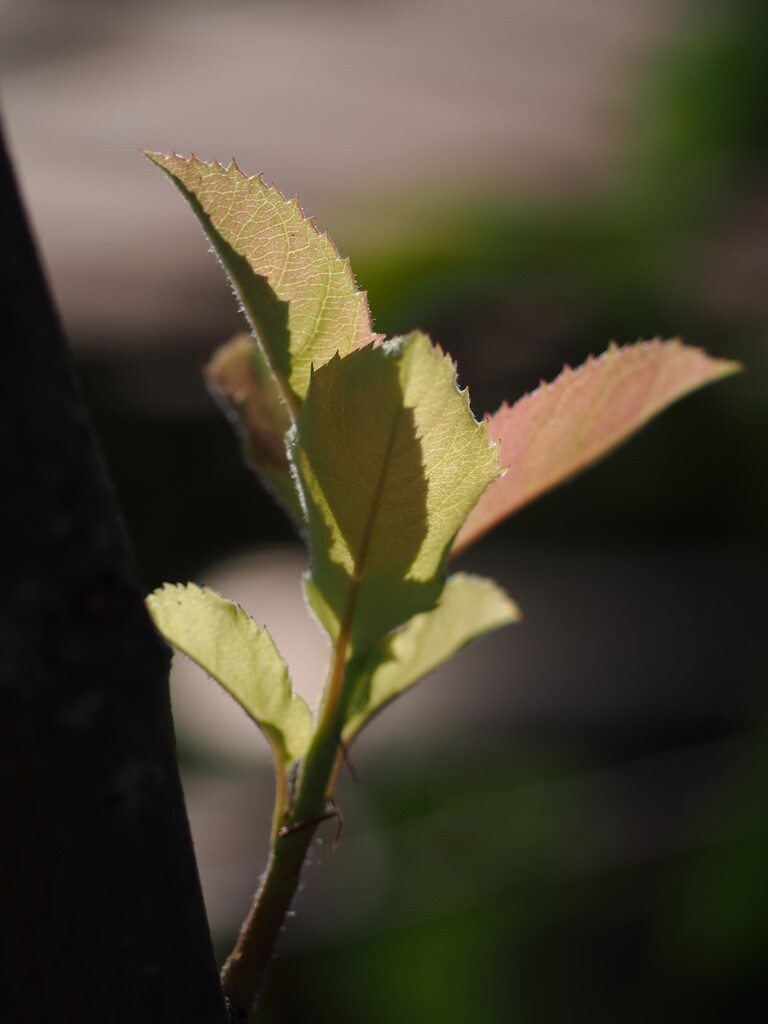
[4, 0, 683, 343]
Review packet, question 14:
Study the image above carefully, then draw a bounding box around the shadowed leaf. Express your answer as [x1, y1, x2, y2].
[206, 333, 303, 523]
[343, 573, 520, 742]
[453, 339, 741, 554]
[147, 583, 311, 767]
[292, 332, 502, 653]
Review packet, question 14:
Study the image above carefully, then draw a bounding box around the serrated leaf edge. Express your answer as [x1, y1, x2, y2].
[147, 581, 311, 768]
[144, 152, 382, 388]
[451, 337, 741, 555]
[342, 572, 520, 743]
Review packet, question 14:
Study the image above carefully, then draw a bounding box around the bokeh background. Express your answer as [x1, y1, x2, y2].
[4, 1, 766, 1020]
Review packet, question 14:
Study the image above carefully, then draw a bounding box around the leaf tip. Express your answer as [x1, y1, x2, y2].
[142, 149, 173, 168]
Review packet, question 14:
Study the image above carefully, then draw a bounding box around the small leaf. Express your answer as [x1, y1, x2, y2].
[206, 333, 303, 523]
[292, 332, 502, 653]
[145, 153, 376, 412]
[343, 573, 520, 742]
[147, 583, 311, 767]
[453, 339, 741, 554]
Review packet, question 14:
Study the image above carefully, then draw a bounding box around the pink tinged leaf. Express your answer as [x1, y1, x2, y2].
[205, 333, 304, 525]
[452, 339, 741, 555]
[206, 334, 290, 474]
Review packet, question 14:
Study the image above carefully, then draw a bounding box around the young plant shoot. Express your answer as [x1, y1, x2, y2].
[144, 154, 739, 1021]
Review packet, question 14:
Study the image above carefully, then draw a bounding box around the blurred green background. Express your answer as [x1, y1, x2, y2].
[4, 0, 766, 1020]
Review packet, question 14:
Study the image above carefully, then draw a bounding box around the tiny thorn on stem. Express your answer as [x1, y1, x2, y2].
[328, 798, 343, 849]
[278, 800, 343, 847]
[339, 739, 360, 784]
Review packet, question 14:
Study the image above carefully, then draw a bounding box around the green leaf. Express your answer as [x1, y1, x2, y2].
[146, 583, 311, 767]
[206, 333, 303, 524]
[292, 332, 502, 654]
[453, 339, 741, 554]
[343, 573, 520, 742]
[145, 153, 376, 412]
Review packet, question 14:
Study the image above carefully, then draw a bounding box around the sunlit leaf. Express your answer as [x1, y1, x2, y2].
[147, 583, 311, 767]
[453, 339, 741, 554]
[292, 332, 502, 653]
[206, 333, 303, 523]
[343, 573, 520, 742]
[145, 153, 376, 412]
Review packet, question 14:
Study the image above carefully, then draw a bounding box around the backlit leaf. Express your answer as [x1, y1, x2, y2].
[145, 153, 376, 412]
[147, 583, 311, 767]
[292, 332, 502, 653]
[453, 339, 741, 554]
[343, 573, 520, 742]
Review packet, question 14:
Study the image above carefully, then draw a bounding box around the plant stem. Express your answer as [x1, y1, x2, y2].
[220, 629, 353, 1019]
[221, 414, 395, 1017]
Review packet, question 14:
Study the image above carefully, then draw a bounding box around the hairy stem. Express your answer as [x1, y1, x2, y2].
[220, 635, 353, 1020]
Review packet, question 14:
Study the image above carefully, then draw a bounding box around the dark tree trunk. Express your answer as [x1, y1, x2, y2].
[0, 122, 228, 1022]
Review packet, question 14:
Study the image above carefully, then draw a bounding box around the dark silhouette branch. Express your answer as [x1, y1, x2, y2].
[0, 120, 228, 1022]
